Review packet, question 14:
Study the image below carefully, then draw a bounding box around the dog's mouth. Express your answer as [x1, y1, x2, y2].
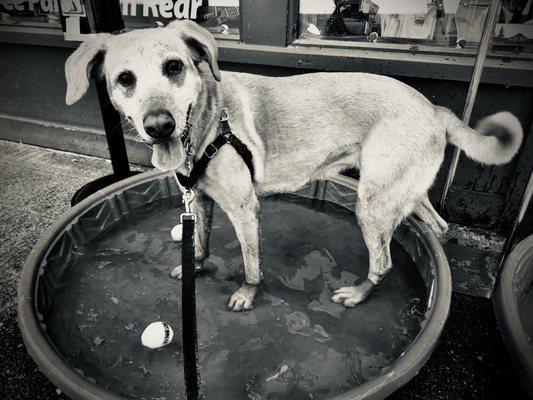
[147, 137, 173, 146]
[151, 139, 185, 171]
[145, 104, 193, 172]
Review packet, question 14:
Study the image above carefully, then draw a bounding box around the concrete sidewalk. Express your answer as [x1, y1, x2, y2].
[0, 139, 145, 399]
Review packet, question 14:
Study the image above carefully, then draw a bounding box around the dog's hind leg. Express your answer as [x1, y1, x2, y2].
[332, 180, 408, 307]
[413, 195, 448, 237]
[331, 127, 442, 307]
[170, 192, 214, 279]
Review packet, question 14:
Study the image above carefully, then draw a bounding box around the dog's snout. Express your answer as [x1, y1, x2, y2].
[143, 109, 176, 139]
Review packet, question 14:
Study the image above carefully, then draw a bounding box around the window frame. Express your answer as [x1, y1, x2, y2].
[0, 0, 532, 87]
[291, 0, 533, 58]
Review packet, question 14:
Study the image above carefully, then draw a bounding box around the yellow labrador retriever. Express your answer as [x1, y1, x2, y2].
[65, 20, 523, 312]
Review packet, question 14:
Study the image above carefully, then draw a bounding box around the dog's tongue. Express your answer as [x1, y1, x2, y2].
[151, 141, 185, 171]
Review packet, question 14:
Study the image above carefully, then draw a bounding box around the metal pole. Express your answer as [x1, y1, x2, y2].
[439, 0, 501, 212]
[95, 78, 131, 178]
[70, 0, 136, 205]
[85, 0, 125, 33]
[87, 0, 130, 179]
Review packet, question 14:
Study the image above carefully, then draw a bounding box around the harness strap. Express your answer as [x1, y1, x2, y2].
[176, 113, 254, 190]
[220, 119, 255, 180]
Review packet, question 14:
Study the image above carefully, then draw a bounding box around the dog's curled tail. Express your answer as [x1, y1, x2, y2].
[436, 106, 523, 165]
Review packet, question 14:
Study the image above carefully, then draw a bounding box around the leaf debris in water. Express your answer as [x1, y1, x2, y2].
[93, 336, 105, 346]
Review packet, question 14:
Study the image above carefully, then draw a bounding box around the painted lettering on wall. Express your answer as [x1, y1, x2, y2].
[120, 0, 204, 19]
[0, 0, 60, 13]
[0, 0, 205, 19]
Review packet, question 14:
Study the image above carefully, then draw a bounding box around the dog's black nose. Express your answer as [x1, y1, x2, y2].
[143, 109, 175, 139]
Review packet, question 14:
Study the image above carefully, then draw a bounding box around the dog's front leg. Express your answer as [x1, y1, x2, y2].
[170, 192, 214, 279]
[223, 194, 262, 312]
[191, 192, 214, 263]
[204, 179, 262, 311]
[199, 146, 262, 311]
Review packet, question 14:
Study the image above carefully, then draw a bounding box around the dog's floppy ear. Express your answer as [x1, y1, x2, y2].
[65, 34, 111, 105]
[169, 20, 221, 82]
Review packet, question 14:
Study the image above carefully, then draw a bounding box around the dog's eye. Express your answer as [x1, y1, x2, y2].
[163, 59, 183, 76]
[117, 71, 135, 88]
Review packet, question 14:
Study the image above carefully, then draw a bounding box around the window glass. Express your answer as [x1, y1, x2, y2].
[299, 0, 533, 54]
[493, 0, 533, 54]
[0, 1, 62, 29]
[121, 0, 240, 36]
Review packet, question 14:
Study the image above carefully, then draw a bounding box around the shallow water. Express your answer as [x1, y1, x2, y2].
[46, 194, 428, 400]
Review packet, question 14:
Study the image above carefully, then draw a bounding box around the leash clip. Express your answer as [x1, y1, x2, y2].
[220, 108, 229, 121]
[182, 190, 195, 213]
[181, 190, 197, 222]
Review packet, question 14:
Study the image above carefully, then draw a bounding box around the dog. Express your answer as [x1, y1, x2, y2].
[65, 20, 523, 312]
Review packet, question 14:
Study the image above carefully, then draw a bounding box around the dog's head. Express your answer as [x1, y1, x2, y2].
[64, 20, 221, 171]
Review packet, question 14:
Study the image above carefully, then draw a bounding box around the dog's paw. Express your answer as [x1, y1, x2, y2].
[331, 279, 375, 308]
[170, 263, 203, 279]
[228, 284, 257, 312]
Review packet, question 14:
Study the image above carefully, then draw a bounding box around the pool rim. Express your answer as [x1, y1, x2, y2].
[493, 234, 533, 396]
[17, 170, 452, 400]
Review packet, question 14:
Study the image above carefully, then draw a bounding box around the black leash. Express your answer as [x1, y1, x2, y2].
[175, 108, 253, 400]
[180, 192, 199, 400]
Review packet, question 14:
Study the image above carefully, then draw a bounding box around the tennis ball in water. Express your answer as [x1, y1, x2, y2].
[171, 224, 183, 241]
[141, 321, 174, 349]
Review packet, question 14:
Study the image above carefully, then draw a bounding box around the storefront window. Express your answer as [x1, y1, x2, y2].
[0, 0, 62, 29]
[299, 0, 533, 54]
[494, 0, 533, 54]
[121, 0, 240, 36]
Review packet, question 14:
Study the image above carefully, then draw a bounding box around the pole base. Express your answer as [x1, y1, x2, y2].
[71, 172, 142, 206]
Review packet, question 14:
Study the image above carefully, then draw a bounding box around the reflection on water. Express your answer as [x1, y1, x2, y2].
[47, 194, 427, 400]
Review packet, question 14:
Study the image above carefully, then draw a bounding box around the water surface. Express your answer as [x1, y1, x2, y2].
[47, 194, 428, 400]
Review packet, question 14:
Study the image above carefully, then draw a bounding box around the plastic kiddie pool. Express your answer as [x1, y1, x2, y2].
[18, 171, 451, 400]
[494, 235, 533, 396]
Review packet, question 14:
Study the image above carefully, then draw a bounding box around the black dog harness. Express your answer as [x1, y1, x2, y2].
[175, 108, 254, 190]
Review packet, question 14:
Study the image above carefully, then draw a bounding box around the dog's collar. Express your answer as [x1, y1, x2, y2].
[175, 108, 254, 191]
[180, 104, 194, 171]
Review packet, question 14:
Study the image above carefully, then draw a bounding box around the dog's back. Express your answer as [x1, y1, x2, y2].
[222, 71, 443, 192]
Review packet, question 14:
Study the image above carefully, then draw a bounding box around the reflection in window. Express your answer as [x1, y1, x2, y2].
[494, 0, 533, 52]
[0, 0, 61, 28]
[299, 0, 533, 53]
[121, 0, 240, 36]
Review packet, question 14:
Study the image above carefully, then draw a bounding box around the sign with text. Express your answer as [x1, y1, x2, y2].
[121, 0, 204, 20]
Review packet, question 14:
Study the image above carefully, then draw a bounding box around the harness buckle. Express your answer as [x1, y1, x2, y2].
[220, 108, 229, 121]
[205, 143, 218, 159]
